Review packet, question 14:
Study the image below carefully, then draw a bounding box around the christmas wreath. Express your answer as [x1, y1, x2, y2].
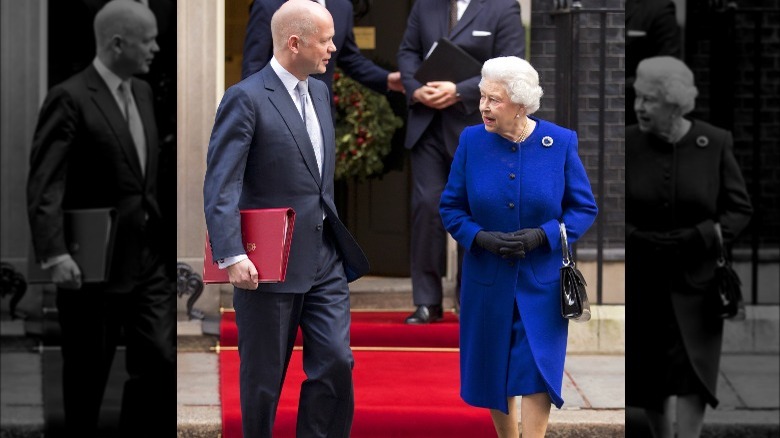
[332, 69, 403, 180]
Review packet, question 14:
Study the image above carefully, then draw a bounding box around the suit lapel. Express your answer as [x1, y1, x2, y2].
[85, 65, 145, 181]
[436, 0, 449, 38]
[450, 0, 485, 39]
[262, 67, 323, 188]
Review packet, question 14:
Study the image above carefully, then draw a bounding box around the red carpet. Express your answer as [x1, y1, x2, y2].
[219, 310, 460, 348]
[219, 310, 495, 437]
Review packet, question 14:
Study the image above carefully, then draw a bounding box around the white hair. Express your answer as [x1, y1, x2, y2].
[635, 56, 698, 115]
[480, 56, 543, 114]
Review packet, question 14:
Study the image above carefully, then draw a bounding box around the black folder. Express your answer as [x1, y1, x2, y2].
[413, 38, 483, 84]
[27, 208, 118, 283]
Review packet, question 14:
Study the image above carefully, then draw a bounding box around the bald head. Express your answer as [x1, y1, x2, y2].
[270, 0, 335, 79]
[271, 0, 331, 53]
[94, 0, 159, 78]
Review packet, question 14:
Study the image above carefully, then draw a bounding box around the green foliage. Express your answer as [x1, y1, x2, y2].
[332, 68, 403, 180]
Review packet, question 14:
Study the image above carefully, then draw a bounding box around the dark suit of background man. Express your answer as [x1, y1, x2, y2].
[397, 0, 525, 324]
[26, 1, 174, 436]
[203, 1, 369, 436]
[241, 0, 404, 119]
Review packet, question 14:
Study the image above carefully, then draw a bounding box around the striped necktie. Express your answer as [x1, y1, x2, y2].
[449, 0, 458, 33]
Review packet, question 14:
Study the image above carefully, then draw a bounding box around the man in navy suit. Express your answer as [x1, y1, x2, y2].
[203, 1, 368, 436]
[241, 0, 403, 117]
[26, 1, 174, 435]
[397, 0, 525, 323]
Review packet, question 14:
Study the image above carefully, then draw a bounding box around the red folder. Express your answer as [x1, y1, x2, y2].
[27, 208, 118, 283]
[203, 208, 295, 284]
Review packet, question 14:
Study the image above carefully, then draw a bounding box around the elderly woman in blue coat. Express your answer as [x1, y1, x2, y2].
[439, 56, 598, 438]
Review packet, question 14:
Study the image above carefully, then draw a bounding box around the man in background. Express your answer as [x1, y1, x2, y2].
[26, 0, 174, 435]
[397, 0, 526, 323]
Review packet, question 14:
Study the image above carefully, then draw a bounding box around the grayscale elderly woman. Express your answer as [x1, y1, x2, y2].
[439, 56, 597, 438]
[626, 56, 752, 438]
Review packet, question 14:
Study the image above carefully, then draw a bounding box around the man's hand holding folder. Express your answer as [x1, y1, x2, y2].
[203, 208, 295, 287]
[411, 38, 483, 110]
[225, 258, 261, 290]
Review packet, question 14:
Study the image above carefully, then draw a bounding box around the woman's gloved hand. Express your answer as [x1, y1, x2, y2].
[473, 231, 525, 258]
[504, 228, 547, 258]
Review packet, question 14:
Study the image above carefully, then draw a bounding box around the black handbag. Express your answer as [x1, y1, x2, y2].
[710, 223, 746, 320]
[559, 222, 591, 322]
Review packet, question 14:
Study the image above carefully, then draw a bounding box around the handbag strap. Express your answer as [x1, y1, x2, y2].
[714, 223, 727, 268]
[559, 222, 574, 267]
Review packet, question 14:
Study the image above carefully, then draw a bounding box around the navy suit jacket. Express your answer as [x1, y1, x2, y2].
[203, 65, 368, 292]
[241, 0, 389, 99]
[27, 64, 161, 293]
[397, 0, 525, 154]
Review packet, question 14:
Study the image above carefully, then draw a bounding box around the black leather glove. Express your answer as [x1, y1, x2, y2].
[630, 230, 669, 247]
[630, 229, 701, 249]
[473, 231, 525, 258]
[667, 227, 704, 249]
[506, 228, 547, 258]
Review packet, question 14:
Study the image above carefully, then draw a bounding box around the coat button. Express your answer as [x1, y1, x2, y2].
[509, 173, 516, 179]
[664, 172, 670, 180]
[511, 146, 517, 152]
[663, 202, 670, 208]
[315, 224, 323, 231]
[508, 202, 515, 209]
[508, 261, 514, 267]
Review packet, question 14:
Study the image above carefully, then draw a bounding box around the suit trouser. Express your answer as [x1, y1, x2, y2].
[233, 226, 353, 438]
[410, 116, 463, 307]
[55, 247, 176, 437]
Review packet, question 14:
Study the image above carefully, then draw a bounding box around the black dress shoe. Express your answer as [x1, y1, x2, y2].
[405, 305, 443, 324]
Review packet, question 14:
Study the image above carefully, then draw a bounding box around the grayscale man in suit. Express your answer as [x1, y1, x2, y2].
[203, 1, 369, 436]
[26, 0, 175, 435]
[397, 0, 526, 323]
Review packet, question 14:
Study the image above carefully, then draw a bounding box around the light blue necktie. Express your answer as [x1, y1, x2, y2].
[296, 80, 322, 175]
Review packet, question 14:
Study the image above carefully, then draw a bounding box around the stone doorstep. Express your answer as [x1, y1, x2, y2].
[174, 407, 779, 438]
[178, 304, 780, 356]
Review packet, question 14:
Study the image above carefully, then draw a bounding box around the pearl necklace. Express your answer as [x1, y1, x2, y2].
[514, 117, 530, 143]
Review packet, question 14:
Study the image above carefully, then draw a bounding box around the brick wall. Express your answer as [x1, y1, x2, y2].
[685, 0, 780, 248]
[530, 0, 626, 251]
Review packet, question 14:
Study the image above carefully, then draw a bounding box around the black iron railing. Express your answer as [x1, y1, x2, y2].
[551, 1, 624, 304]
[699, 3, 780, 305]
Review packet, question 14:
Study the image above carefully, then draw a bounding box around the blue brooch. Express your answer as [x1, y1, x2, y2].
[696, 136, 709, 148]
[542, 136, 553, 147]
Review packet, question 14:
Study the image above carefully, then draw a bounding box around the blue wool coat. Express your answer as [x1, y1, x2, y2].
[439, 118, 598, 414]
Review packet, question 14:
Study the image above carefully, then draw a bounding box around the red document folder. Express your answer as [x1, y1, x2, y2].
[27, 208, 118, 283]
[203, 208, 295, 284]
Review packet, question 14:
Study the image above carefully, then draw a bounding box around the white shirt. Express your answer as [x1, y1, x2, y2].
[456, 0, 471, 20]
